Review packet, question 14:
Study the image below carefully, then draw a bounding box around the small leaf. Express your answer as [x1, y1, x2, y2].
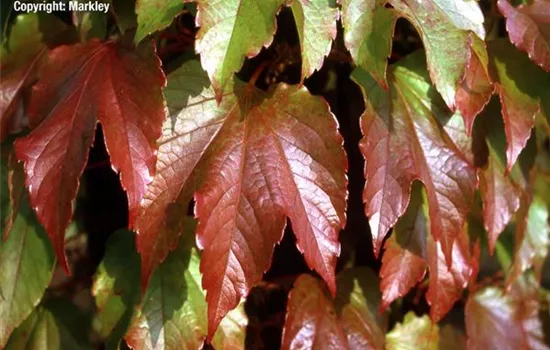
[389, 0, 485, 109]
[14, 40, 166, 271]
[72, 0, 108, 41]
[282, 274, 348, 349]
[353, 52, 476, 263]
[193, 0, 285, 100]
[5, 299, 91, 350]
[134, 0, 183, 43]
[290, 0, 338, 80]
[0, 165, 55, 347]
[488, 39, 550, 170]
[211, 303, 248, 350]
[92, 230, 141, 349]
[340, 0, 396, 88]
[498, 0, 550, 71]
[385, 312, 439, 350]
[136, 59, 347, 336]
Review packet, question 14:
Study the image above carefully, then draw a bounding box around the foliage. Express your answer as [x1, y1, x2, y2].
[1, 0, 549, 349]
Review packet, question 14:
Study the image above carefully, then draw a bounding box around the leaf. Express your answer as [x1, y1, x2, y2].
[465, 276, 549, 350]
[335, 268, 387, 350]
[193, 0, 285, 100]
[455, 35, 494, 134]
[498, 0, 550, 71]
[385, 312, 439, 350]
[0, 166, 55, 347]
[5, 299, 91, 350]
[290, 0, 338, 80]
[439, 325, 466, 350]
[488, 39, 550, 170]
[388, 0, 485, 110]
[340, 0, 396, 88]
[134, 0, 183, 43]
[72, 0, 107, 41]
[126, 218, 248, 349]
[510, 194, 549, 284]
[0, 14, 69, 141]
[282, 275, 348, 349]
[136, 59, 347, 336]
[353, 52, 476, 263]
[379, 182, 428, 311]
[282, 268, 387, 350]
[14, 39, 166, 272]
[92, 230, 141, 349]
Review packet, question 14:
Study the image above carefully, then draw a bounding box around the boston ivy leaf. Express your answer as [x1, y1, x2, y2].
[14, 39, 166, 272]
[353, 52, 476, 263]
[211, 303, 248, 349]
[193, 0, 285, 100]
[340, 0, 396, 88]
[5, 299, 91, 350]
[498, 0, 550, 71]
[290, 0, 338, 80]
[465, 275, 548, 350]
[0, 166, 55, 347]
[136, 59, 347, 336]
[385, 312, 439, 350]
[134, 0, 183, 43]
[379, 182, 428, 311]
[282, 268, 386, 349]
[388, 0, 485, 110]
[488, 39, 550, 170]
[455, 35, 494, 134]
[282, 274, 348, 349]
[125, 219, 208, 349]
[0, 14, 70, 141]
[72, 0, 107, 41]
[92, 230, 141, 350]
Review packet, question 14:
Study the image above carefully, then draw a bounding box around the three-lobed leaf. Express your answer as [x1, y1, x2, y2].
[136, 59, 347, 336]
[14, 39, 166, 271]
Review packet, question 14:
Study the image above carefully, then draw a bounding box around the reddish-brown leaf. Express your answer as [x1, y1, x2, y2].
[498, 0, 550, 72]
[353, 52, 476, 263]
[14, 40, 165, 271]
[135, 60, 347, 337]
[282, 275, 349, 350]
[455, 35, 494, 134]
[379, 183, 428, 310]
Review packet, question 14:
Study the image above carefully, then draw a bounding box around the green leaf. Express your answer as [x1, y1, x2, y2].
[211, 302, 247, 349]
[5, 299, 91, 349]
[92, 230, 141, 350]
[194, 0, 285, 99]
[290, 0, 338, 80]
[388, 0, 485, 109]
[134, 0, 183, 43]
[112, 0, 138, 34]
[73, 0, 108, 41]
[0, 175, 55, 347]
[385, 312, 439, 350]
[341, 0, 396, 87]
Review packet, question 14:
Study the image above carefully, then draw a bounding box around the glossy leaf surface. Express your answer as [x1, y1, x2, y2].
[353, 52, 476, 262]
[136, 59, 347, 336]
[14, 40, 166, 271]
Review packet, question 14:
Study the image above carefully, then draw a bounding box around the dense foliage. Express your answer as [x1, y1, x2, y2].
[1, 0, 549, 348]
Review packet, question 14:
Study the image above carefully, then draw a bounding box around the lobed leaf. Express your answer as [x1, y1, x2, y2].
[136, 59, 347, 336]
[498, 0, 550, 71]
[134, 0, 184, 44]
[353, 52, 476, 263]
[388, 0, 485, 110]
[14, 40, 166, 271]
[385, 312, 439, 350]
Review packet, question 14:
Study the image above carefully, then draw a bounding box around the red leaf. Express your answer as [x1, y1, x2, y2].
[353, 53, 476, 263]
[455, 35, 494, 134]
[14, 40, 165, 271]
[498, 0, 550, 72]
[379, 183, 428, 310]
[282, 275, 349, 349]
[135, 60, 347, 336]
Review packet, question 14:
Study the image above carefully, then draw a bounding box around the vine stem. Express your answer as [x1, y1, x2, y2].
[248, 60, 271, 88]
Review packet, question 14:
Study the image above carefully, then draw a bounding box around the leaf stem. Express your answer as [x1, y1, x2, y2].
[249, 60, 271, 87]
